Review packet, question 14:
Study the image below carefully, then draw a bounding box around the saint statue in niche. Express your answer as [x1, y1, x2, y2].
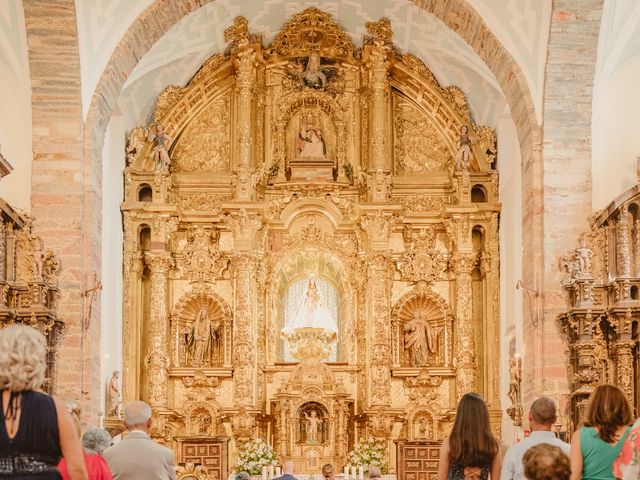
[281, 278, 338, 337]
[304, 410, 323, 443]
[404, 310, 439, 366]
[185, 307, 220, 367]
[297, 112, 327, 161]
[106, 370, 119, 418]
[455, 125, 472, 171]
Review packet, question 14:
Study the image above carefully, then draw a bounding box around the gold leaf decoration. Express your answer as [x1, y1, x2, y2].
[171, 94, 231, 172]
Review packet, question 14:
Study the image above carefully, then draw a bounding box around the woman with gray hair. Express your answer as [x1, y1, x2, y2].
[0, 324, 88, 479]
[59, 427, 114, 479]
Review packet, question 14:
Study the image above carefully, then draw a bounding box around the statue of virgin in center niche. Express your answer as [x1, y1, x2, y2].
[281, 278, 338, 337]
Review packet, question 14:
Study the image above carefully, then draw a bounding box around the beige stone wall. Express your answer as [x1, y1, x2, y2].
[23, 0, 100, 422]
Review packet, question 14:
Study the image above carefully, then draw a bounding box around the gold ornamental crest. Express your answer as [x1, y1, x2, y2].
[267, 7, 355, 58]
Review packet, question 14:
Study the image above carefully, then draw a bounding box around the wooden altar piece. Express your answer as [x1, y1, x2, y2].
[176, 436, 229, 480]
[395, 440, 441, 480]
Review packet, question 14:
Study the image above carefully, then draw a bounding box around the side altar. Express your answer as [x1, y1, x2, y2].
[118, 8, 501, 476]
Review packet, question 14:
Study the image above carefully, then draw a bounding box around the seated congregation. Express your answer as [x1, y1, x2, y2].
[2, 324, 640, 480]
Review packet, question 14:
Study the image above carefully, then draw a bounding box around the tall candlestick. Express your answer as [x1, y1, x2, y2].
[269, 466, 274, 479]
[344, 466, 350, 480]
[358, 466, 364, 480]
[275, 466, 282, 477]
[262, 466, 268, 480]
[350, 466, 356, 478]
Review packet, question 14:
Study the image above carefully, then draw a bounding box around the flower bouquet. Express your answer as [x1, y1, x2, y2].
[347, 438, 388, 474]
[234, 438, 279, 475]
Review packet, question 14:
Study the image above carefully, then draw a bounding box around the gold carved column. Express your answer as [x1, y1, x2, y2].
[616, 214, 631, 277]
[122, 249, 142, 403]
[233, 47, 257, 201]
[143, 251, 172, 407]
[364, 42, 392, 202]
[231, 254, 258, 407]
[614, 340, 635, 401]
[452, 251, 477, 398]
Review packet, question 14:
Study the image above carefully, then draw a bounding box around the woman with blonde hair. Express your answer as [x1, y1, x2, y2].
[570, 384, 632, 480]
[0, 324, 88, 479]
[437, 392, 501, 480]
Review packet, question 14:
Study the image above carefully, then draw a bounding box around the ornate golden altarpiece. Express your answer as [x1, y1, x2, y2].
[121, 9, 501, 474]
[558, 179, 640, 432]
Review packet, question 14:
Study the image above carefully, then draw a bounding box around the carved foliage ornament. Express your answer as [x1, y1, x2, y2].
[171, 95, 231, 172]
[180, 224, 227, 282]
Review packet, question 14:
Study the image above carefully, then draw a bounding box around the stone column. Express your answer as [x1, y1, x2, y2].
[231, 254, 257, 407]
[614, 340, 635, 401]
[452, 252, 477, 399]
[234, 48, 256, 201]
[143, 251, 172, 407]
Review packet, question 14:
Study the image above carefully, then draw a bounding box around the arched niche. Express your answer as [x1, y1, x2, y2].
[171, 288, 233, 368]
[269, 246, 353, 364]
[391, 288, 453, 368]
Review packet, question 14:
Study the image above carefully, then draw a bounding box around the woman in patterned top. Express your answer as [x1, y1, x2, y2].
[437, 392, 501, 480]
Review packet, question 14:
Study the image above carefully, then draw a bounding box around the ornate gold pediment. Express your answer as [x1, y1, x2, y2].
[266, 8, 355, 58]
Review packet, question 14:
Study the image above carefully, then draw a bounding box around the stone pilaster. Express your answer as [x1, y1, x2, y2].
[452, 252, 477, 399]
[143, 251, 172, 407]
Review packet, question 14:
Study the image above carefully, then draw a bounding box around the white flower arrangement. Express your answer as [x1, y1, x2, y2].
[234, 438, 279, 475]
[347, 438, 388, 474]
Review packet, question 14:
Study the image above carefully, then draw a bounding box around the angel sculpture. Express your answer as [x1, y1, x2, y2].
[148, 124, 172, 171]
[286, 54, 339, 93]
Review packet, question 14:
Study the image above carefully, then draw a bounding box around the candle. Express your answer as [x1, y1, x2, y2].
[350, 466, 356, 478]
[262, 466, 268, 480]
[276, 467, 282, 477]
[358, 467, 364, 480]
[269, 466, 275, 479]
[344, 466, 350, 480]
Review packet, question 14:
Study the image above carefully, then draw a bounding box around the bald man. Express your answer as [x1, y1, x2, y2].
[104, 401, 177, 480]
[273, 460, 298, 480]
[501, 397, 570, 480]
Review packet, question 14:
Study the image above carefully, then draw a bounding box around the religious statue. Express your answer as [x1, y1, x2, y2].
[561, 236, 593, 279]
[286, 53, 338, 91]
[281, 278, 338, 337]
[148, 124, 172, 171]
[304, 410, 323, 443]
[106, 370, 119, 417]
[404, 310, 438, 366]
[455, 125, 472, 170]
[297, 113, 327, 160]
[185, 307, 220, 367]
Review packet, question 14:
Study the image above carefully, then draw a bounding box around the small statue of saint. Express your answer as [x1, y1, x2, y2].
[404, 310, 438, 367]
[297, 113, 327, 160]
[148, 124, 172, 171]
[106, 370, 120, 418]
[304, 410, 322, 443]
[185, 308, 220, 367]
[455, 125, 472, 171]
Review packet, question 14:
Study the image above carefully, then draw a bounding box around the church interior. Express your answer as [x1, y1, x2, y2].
[2, 0, 640, 478]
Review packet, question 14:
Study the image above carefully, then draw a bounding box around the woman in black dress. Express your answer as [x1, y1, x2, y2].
[437, 393, 501, 480]
[0, 324, 87, 479]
